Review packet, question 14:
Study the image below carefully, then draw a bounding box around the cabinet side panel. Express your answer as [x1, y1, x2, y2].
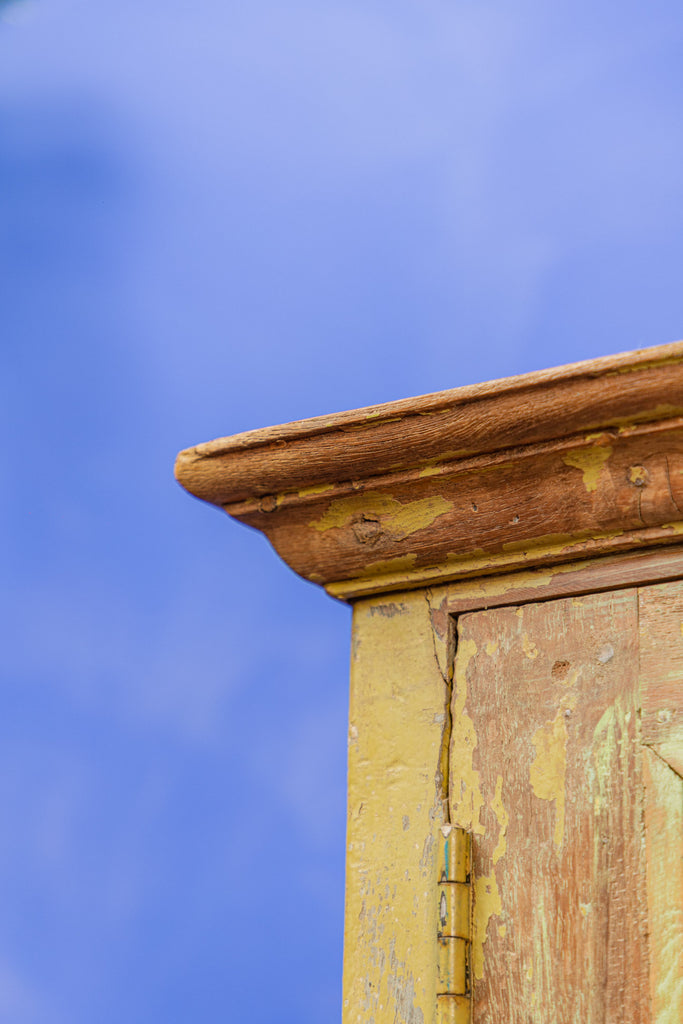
[451, 591, 648, 1024]
[343, 592, 449, 1024]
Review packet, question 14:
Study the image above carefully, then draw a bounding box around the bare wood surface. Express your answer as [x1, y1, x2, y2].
[451, 592, 648, 1023]
[175, 343, 683, 598]
[176, 342, 683, 505]
[431, 545, 683, 617]
[251, 419, 683, 598]
[639, 580, 683, 776]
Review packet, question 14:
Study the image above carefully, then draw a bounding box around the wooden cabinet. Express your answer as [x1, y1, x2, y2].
[451, 584, 681, 1021]
[176, 344, 683, 1022]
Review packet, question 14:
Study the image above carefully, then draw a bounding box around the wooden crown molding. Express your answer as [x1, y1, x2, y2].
[175, 342, 683, 600]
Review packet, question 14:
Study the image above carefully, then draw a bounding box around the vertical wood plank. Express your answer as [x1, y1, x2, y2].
[450, 591, 648, 1023]
[342, 591, 449, 1024]
[639, 581, 683, 1023]
[642, 747, 683, 1024]
[639, 580, 683, 777]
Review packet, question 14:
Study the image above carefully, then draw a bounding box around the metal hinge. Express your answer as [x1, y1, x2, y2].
[436, 825, 472, 1024]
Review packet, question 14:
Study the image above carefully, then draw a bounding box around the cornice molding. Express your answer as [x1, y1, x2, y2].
[175, 343, 683, 600]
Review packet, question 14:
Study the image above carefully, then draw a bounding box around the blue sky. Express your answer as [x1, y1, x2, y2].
[2, 1, 683, 1020]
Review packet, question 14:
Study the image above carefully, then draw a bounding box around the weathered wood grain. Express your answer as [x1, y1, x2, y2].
[245, 421, 683, 598]
[639, 580, 683, 776]
[429, 545, 683, 617]
[451, 592, 648, 1023]
[342, 591, 450, 1024]
[175, 342, 683, 599]
[176, 343, 683, 505]
[176, 342, 683, 1024]
[642, 747, 683, 1024]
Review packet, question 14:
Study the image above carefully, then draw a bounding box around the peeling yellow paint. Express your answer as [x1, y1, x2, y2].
[529, 708, 567, 850]
[563, 691, 579, 712]
[473, 870, 502, 981]
[642, 748, 683, 1024]
[579, 902, 592, 918]
[498, 924, 506, 938]
[485, 640, 499, 656]
[296, 481, 333, 498]
[627, 465, 648, 486]
[522, 632, 539, 659]
[343, 592, 448, 1023]
[562, 444, 613, 492]
[592, 703, 626, 817]
[450, 638, 485, 835]
[328, 527, 628, 599]
[360, 554, 418, 578]
[418, 463, 444, 479]
[606, 350, 683, 373]
[491, 775, 508, 865]
[311, 492, 453, 540]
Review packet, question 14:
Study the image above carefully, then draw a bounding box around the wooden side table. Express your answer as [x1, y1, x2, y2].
[176, 343, 683, 1023]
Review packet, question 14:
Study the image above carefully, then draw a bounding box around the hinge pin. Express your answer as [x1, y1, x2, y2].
[436, 826, 472, 1024]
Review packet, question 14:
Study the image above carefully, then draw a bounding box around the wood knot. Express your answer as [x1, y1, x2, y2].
[259, 495, 279, 513]
[551, 659, 570, 680]
[627, 464, 649, 487]
[352, 514, 382, 544]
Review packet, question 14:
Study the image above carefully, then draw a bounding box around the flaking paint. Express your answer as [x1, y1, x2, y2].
[343, 592, 448, 1023]
[328, 527, 633, 598]
[522, 632, 539, 659]
[311, 492, 453, 539]
[562, 445, 613, 492]
[450, 638, 485, 835]
[472, 871, 502, 981]
[643, 748, 683, 1024]
[529, 708, 568, 850]
[490, 776, 508, 866]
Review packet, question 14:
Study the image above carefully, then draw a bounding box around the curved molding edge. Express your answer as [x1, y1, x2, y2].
[175, 342, 683, 600]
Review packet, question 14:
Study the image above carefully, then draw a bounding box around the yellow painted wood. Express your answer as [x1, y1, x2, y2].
[342, 591, 450, 1024]
[435, 995, 470, 1024]
[642, 747, 683, 1024]
[178, 349, 683, 1021]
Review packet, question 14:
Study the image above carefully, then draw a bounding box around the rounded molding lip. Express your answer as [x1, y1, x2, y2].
[175, 342, 683, 599]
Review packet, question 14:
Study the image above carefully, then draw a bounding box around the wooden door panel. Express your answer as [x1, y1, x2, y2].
[451, 591, 648, 1023]
[639, 580, 683, 1022]
[639, 580, 683, 777]
[642, 748, 683, 1024]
